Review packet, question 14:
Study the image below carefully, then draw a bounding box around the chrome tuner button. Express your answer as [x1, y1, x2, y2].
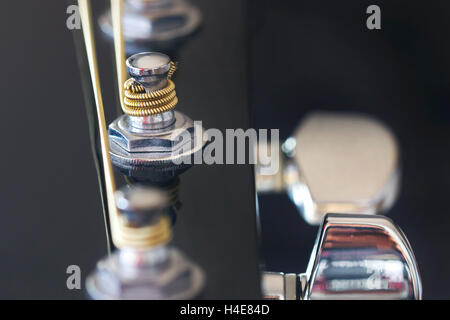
[255, 111, 400, 225]
[126, 51, 172, 92]
[304, 214, 421, 300]
[86, 186, 205, 300]
[108, 52, 206, 180]
[99, 0, 202, 54]
[262, 214, 422, 300]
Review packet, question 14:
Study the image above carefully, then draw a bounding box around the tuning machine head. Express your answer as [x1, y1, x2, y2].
[86, 185, 205, 300]
[263, 214, 422, 300]
[125, 51, 173, 92]
[109, 51, 206, 180]
[256, 111, 400, 225]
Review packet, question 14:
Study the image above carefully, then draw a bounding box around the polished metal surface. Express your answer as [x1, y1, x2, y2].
[262, 272, 299, 300]
[290, 112, 399, 224]
[99, 0, 201, 52]
[304, 214, 421, 300]
[262, 214, 421, 300]
[86, 185, 205, 300]
[109, 111, 204, 171]
[126, 51, 171, 92]
[128, 111, 176, 131]
[108, 52, 207, 175]
[115, 185, 168, 226]
[110, 111, 194, 153]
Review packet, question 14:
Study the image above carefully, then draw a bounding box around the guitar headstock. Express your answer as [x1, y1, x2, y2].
[74, 0, 421, 300]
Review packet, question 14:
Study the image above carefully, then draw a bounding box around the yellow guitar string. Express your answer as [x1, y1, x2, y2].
[122, 62, 178, 116]
[78, 0, 121, 247]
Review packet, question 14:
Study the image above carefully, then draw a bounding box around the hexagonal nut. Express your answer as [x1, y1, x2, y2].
[86, 248, 205, 300]
[109, 112, 195, 154]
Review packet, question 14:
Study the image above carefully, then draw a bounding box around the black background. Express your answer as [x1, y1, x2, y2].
[250, 0, 450, 299]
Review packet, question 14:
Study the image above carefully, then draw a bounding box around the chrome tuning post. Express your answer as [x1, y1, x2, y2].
[262, 214, 422, 300]
[109, 51, 206, 181]
[256, 111, 400, 225]
[86, 185, 205, 300]
[99, 0, 201, 55]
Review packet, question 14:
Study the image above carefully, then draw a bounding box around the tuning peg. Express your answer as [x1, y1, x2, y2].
[86, 185, 205, 300]
[108, 51, 206, 180]
[99, 0, 201, 54]
[262, 214, 421, 300]
[256, 111, 400, 225]
[126, 51, 173, 92]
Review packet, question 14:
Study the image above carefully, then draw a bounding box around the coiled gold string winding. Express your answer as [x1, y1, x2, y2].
[120, 216, 172, 248]
[122, 62, 178, 116]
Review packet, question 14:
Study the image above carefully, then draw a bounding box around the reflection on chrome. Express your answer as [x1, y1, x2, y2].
[305, 214, 421, 300]
[99, 0, 202, 54]
[255, 112, 400, 225]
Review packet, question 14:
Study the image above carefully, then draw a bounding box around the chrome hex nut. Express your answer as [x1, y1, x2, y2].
[109, 112, 194, 154]
[108, 111, 206, 172]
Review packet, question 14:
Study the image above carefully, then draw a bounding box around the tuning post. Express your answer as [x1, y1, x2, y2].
[99, 0, 202, 54]
[109, 51, 206, 179]
[256, 112, 400, 225]
[86, 185, 205, 300]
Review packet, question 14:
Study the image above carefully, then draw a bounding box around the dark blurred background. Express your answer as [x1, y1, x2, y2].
[250, 0, 450, 299]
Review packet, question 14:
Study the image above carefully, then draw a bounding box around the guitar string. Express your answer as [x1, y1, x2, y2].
[78, 0, 172, 248]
